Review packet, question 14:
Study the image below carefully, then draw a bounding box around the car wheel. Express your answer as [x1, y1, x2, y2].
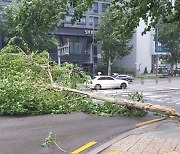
[94, 84, 101, 90]
[120, 83, 127, 89]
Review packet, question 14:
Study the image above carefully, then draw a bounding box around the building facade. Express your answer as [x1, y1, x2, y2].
[52, 1, 110, 75]
[114, 20, 155, 74]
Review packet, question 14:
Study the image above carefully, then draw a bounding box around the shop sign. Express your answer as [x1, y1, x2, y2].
[84, 29, 95, 35]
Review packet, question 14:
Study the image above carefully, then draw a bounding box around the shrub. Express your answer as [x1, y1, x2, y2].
[144, 67, 148, 74]
[97, 65, 136, 76]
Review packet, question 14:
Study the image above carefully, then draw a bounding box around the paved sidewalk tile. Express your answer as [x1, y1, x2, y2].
[96, 121, 180, 154]
[101, 135, 180, 154]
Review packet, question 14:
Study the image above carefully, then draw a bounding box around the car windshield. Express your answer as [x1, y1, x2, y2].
[112, 75, 118, 78]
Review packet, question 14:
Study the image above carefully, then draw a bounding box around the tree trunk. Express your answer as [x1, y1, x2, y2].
[50, 84, 180, 118]
[108, 57, 112, 76]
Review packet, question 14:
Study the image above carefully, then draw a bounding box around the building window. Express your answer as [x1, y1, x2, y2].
[77, 16, 86, 25]
[68, 37, 82, 54]
[89, 16, 99, 27]
[101, 3, 110, 12]
[93, 2, 98, 13]
[94, 57, 97, 63]
[89, 2, 98, 13]
[2, 0, 12, 1]
[72, 61, 79, 65]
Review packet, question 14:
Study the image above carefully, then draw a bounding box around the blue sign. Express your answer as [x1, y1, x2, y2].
[155, 27, 169, 53]
[155, 42, 169, 53]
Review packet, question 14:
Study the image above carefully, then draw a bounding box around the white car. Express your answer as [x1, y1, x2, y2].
[112, 74, 133, 83]
[86, 76, 128, 90]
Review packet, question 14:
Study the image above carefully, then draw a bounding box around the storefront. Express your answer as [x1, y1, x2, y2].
[52, 27, 98, 75]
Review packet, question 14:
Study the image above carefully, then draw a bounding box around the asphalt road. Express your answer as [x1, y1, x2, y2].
[92, 77, 180, 112]
[1, 78, 179, 154]
[0, 112, 157, 154]
[131, 78, 180, 112]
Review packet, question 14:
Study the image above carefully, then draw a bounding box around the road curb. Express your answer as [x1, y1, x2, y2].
[135, 117, 167, 127]
[87, 118, 167, 154]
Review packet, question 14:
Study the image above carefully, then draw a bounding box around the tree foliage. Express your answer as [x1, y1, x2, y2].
[0, 0, 93, 51]
[0, 45, 89, 115]
[0, 0, 149, 117]
[158, 21, 180, 66]
[1, 0, 179, 52]
[0, 44, 146, 117]
[111, 0, 180, 34]
[95, 8, 134, 75]
[0, 0, 179, 47]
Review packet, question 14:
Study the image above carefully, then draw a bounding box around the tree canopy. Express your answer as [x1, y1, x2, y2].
[111, 0, 180, 34]
[158, 21, 180, 66]
[0, 0, 179, 52]
[0, 0, 93, 51]
[96, 8, 134, 75]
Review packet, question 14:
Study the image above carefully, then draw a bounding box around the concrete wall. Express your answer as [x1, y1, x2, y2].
[114, 19, 154, 74]
[114, 31, 137, 69]
[136, 19, 153, 74]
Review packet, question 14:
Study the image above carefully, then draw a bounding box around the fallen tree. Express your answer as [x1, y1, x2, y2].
[50, 84, 180, 118]
[1, 44, 179, 118]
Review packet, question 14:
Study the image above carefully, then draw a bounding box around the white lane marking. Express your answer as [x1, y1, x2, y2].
[166, 102, 174, 104]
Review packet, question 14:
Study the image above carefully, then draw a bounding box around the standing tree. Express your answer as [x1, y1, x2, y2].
[95, 8, 134, 75]
[0, 0, 93, 52]
[111, 0, 180, 34]
[0, 0, 179, 52]
[0, 0, 63, 51]
[158, 21, 180, 69]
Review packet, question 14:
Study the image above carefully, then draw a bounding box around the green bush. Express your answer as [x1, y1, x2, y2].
[97, 65, 136, 76]
[144, 67, 148, 74]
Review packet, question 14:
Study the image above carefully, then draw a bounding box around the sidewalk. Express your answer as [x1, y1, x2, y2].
[88, 119, 180, 154]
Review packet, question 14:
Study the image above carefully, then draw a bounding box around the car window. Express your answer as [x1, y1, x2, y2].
[112, 75, 118, 78]
[106, 77, 114, 80]
[92, 76, 96, 79]
[98, 77, 106, 80]
[97, 77, 114, 80]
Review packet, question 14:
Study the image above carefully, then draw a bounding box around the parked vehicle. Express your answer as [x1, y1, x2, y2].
[86, 76, 128, 90]
[112, 74, 133, 83]
[173, 68, 180, 76]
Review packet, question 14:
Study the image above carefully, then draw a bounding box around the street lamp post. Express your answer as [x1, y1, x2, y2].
[92, 19, 95, 76]
[155, 26, 159, 78]
[134, 63, 137, 76]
